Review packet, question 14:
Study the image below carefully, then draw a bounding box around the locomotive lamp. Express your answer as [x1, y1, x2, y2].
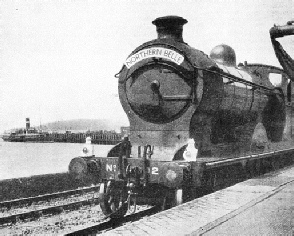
[69, 137, 97, 179]
[81, 137, 94, 156]
[183, 139, 198, 161]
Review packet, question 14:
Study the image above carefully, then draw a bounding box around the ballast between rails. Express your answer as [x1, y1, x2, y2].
[0, 197, 100, 226]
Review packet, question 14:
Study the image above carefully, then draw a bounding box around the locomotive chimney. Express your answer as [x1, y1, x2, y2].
[152, 16, 188, 42]
[26, 118, 30, 130]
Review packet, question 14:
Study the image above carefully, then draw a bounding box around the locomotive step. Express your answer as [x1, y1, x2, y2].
[102, 164, 294, 235]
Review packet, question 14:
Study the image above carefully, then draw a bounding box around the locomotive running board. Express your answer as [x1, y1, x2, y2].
[205, 147, 294, 169]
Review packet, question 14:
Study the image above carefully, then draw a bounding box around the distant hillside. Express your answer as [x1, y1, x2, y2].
[43, 119, 129, 132]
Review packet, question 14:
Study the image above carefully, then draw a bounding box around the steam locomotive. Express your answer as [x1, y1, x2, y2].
[69, 16, 294, 218]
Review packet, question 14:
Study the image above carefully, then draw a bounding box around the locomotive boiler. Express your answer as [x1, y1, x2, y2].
[69, 16, 294, 218]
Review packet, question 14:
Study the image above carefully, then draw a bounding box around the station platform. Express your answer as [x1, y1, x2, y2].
[103, 164, 294, 235]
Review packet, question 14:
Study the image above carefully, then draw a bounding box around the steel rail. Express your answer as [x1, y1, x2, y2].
[0, 185, 100, 209]
[64, 205, 160, 236]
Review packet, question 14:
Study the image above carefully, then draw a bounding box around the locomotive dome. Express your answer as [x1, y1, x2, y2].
[210, 44, 236, 66]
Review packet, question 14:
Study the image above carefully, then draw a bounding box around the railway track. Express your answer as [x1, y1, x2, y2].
[1, 200, 157, 235]
[0, 197, 100, 226]
[0, 185, 100, 209]
[0, 185, 100, 226]
[0, 184, 159, 235]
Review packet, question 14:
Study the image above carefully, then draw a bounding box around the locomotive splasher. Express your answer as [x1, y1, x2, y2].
[69, 16, 293, 218]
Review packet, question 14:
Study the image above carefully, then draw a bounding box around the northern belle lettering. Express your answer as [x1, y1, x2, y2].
[125, 47, 184, 69]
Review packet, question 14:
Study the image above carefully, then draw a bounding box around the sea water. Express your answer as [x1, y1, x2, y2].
[0, 139, 113, 180]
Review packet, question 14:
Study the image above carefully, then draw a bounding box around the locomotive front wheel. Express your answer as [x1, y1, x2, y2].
[99, 182, 128, 218]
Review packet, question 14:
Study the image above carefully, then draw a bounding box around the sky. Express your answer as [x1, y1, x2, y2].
[1, 0, 294, 133]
